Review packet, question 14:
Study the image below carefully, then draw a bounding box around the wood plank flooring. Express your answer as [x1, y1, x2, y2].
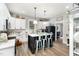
[16, 39, 69, 56]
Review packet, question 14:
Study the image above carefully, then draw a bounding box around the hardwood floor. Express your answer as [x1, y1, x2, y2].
[15, 39, 69, 56]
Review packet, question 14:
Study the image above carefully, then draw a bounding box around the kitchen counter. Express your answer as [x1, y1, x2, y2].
[8, 34, 16, 40]
[8, 34, 16, 37]
[0, 39, 15, 50]
[29, 32, 53, 37]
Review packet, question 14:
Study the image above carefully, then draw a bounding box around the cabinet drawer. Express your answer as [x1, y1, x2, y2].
[0, 47, 14, 56]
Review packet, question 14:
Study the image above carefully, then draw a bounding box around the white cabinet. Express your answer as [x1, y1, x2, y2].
[0, 47, 14, 56]
[0, 19, 6, 31]
[16, 18, 26, 29]
[9, 17, 16, 29]
[0, 39, 15, 56]
[16, 19, 21, 29]
[9, 17, 26, 30]
[20, 20, 26, 29]
[73, 16, 79, 56]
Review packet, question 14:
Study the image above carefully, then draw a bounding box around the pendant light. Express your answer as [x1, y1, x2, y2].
[43, 9, 47, 33]
[33, 7, 37, 24]
[43, 9, 47, 25]
[33, 7, 38, 33]
[44, 10, 46, 18]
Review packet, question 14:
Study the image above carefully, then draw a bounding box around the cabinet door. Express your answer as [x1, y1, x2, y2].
[16, 19, 21, 29]
[16, 19, 26, 29]
[0, 47, 14, 56]
[9, 17, 16, 29]
[9, 18, 26, 30]
[0, 19, 5, 31]
[21, 20, 26, 29]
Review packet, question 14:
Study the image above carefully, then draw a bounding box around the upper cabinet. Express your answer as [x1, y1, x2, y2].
[0, 19, 6, 31]
[16, 19, 21, 29]
[20, 19, 26, 29]
[9, 17, 26, 30]
[0, 3, 26, 31]
[16, 18, 26, 29]
[8, 17, 16, 29]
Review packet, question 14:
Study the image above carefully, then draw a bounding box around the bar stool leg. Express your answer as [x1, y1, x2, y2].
[41, 41, 42, 49]
[48, 39, 50, 48]
[35, 41, 38, 55]
[48, 39, 49, 48]
[46, 40, 47, 48]
[43, 40, 45, 51]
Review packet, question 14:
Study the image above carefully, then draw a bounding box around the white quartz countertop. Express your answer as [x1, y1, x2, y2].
[29, 33, 53, 37]
[0, 39, 15, 50]
[8, 34, 16, 37]
[29, 34, 39, 37]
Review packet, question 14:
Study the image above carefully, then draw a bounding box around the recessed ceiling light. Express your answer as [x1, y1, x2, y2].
[65, 6, 70, 9]
[65, 11, 69, 14]
[33, 20, 37, 24]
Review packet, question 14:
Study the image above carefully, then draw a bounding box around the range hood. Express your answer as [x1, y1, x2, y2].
[39, 18, 49, 21]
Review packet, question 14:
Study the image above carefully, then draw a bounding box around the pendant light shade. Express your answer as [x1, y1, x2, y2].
[33, 20, 37, 24]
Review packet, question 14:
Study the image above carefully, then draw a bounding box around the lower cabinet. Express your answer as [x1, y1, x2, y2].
[28, 35, 38, 54]
[0, 47, 14, 56]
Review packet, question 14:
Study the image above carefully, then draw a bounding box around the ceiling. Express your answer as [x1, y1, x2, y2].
[6, 3, 73, 19]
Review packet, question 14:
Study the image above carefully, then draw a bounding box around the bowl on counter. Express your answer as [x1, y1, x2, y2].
[0, 33, 8, 43]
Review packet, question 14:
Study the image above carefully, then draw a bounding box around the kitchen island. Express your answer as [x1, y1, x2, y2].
[0, 39, 15, 56]
[28, 33, 53, 54]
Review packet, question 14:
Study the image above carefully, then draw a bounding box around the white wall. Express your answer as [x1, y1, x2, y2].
[50, 15, 69, 46]
[63, 15, 69, 45]
[0, 3, 11, 31]
[50, 18, 57, 26]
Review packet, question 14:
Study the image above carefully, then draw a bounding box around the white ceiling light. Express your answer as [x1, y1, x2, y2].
[65, 6, 70, 14]
[33, 20, 37, 24]
[65, 6, 70, 10]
